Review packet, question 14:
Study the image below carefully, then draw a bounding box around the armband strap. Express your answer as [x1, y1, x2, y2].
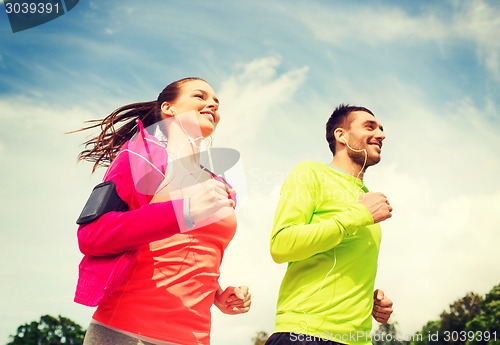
[76, 181, 128, 225]
[183, 196, 195, 229]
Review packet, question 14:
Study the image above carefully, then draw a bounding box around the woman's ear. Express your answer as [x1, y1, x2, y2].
[160, 101, 175, 118]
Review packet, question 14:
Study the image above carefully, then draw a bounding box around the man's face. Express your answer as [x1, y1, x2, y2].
[344, 111, 385, 167]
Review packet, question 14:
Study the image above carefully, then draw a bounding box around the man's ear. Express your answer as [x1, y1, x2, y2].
[334, 128, 345, 144]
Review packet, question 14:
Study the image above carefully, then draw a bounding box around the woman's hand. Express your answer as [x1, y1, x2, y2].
[188, 179, 235, 223]
[151, 178, 235, 229]
[214, 285, 251, 315]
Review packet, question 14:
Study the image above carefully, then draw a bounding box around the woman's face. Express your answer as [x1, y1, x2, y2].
[161, 80, 220, 138]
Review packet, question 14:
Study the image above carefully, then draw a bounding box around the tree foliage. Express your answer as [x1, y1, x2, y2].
[413, 320, 442, 345]
[410, 284, 500, 345]
[370, 284, 499, 345]
[465, 284, 500, 345]
[440, 292, 483, 339]
[7, 314, 85, 345]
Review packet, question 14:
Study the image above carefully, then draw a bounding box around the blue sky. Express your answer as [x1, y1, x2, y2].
[1, 1, 499, 344]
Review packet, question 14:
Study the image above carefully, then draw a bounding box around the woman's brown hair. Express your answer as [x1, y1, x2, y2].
[72, 77, 205, 172]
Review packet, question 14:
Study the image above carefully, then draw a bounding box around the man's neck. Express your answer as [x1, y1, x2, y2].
[329, 154, 365, 180]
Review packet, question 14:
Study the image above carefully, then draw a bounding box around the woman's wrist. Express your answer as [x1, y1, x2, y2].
[183, 196, 195, 229]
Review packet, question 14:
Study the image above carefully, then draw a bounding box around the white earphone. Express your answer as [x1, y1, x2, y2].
[341, 136, 365, 153]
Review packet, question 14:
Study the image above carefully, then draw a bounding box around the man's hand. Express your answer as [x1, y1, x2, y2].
[373, 289, 393, 323]
[214, 286, 251, 315]
[359, 192, 392, 223]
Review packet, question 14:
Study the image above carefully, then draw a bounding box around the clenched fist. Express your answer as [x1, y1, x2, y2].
[358, 192, 392, 223]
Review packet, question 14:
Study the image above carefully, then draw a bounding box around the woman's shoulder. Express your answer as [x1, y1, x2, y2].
[103, 134, 168, 207]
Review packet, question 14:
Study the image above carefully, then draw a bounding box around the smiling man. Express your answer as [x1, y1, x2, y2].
[266, 104, 394, 345]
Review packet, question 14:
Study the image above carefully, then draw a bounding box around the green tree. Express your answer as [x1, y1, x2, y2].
[252, 330, 270, 345]
[412, 320, 442, 345]
[465, 284, 500, 345]
[411, 284, 500, 345]
[411, 292, 484, 345]
[7, 314, 86, 345]
[440, 291, 483, 343]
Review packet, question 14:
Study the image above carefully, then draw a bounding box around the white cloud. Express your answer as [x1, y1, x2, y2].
[216, 56, 309, 147]
[452, 0, 500, 79]
[297, 0, 500, 79]
[297, 4, 447, 45]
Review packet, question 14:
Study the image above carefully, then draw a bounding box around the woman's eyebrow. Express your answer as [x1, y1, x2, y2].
[194, 89, 219, 104]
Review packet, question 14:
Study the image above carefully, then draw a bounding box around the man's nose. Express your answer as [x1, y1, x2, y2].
[375, 128, 385, 141]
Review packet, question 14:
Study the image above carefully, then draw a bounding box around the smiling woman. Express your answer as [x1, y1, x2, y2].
[70, 77, 251, 345]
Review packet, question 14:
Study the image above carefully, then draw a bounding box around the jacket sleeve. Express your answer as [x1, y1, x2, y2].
[77, 147, 187, 256]
[77, 200, 185, 256]
[270, 162, 374, 264]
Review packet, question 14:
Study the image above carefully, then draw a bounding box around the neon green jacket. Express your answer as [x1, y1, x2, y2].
[270, 161, 382, 345]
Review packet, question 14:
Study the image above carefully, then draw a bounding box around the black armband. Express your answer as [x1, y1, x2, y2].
[76, 181, 128, 225]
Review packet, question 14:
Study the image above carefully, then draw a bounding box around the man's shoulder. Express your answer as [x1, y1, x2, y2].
[283, 161, 329, 186]
[291, 160, 328, 173]
[292, 160, 328, 175]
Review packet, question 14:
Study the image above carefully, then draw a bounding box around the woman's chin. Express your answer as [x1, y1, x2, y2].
[201, 125, 216, 138]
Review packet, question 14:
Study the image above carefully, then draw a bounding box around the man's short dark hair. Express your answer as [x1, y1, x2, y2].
[325, 104, 375, 155]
